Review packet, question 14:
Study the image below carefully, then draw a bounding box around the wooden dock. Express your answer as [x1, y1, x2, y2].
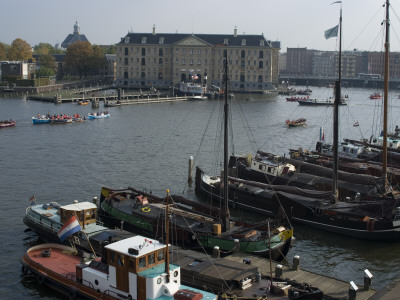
[224, 251, 377, 300]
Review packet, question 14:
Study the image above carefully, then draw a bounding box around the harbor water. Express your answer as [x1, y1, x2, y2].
[2, 86, 400, 299]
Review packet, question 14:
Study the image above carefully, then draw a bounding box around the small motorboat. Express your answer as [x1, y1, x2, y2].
[370, 92, 382, 99]
[88, 112, 110, 119]
[78, 99, 90, 105]
[32, 115, 50, 124]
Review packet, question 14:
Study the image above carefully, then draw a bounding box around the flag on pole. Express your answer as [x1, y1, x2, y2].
[324, 25, 339, 39]
[29, 195, 36, 205]
[58, 215, 82, 241]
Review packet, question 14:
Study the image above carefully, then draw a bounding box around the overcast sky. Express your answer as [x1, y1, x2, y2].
[1, 0, 399, 52]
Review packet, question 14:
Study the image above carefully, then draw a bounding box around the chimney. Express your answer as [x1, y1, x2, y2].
[152, 24, 156, 35]
[234, 26, 237, 37]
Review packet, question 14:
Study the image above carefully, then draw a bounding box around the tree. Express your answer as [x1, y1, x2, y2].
[90, 45, 106, 75]
[37, 53, 56, 71]
[34, 42, 64, 55]
[0, 42, 10, 60]
[102, 45, 116, 55]
[65, 41, 93, 78]
[36, 67, 55, 77]
[8, 38, 33, 61]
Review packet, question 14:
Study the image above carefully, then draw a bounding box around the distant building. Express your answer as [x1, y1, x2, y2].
[61, 21, 89, 49]
[0, 61, 36, 81]
[115, 26, 280, 91]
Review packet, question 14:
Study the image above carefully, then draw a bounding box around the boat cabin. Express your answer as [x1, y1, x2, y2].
[79, 236, 184, 300]
[250, 155, 295, 176]
[59, 201, 97, 228]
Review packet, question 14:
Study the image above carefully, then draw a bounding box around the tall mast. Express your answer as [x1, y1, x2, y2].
[332, 3, 342, 202]
[223, 50, 231, 230]
[382, 0, 390, 191]
[165, 189, 170, 283]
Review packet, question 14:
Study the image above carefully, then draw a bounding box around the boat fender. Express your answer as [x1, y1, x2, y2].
[142, 206, 151, 213]
[21, 265, 29, 275]
[68, 287, 78, 300]
[36, 274, 45, 285]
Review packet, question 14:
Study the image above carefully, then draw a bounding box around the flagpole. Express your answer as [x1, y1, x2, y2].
[73, 212, 97, 258]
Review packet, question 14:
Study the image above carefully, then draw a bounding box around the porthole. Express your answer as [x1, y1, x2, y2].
[174, 271, 178, 277]
[95, 279, 99, 285]
[157, 278, 162, 284]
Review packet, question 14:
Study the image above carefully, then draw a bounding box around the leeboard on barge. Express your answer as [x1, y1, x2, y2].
[224, 251, 377, 300]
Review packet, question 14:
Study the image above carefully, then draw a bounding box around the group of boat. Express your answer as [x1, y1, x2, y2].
[0, 119, 16, 128]
[32, 112, 110, 124]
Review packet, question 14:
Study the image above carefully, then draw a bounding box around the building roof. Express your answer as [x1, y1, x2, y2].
[61, 33, 89, 48]
[118, 32, 279, 48]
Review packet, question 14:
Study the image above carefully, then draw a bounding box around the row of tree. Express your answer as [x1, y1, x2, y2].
[0, 38, 116, 79]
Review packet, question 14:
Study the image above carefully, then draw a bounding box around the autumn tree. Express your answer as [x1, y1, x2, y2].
[65, 42, 106, 78]
[0, 42, 10, 60]
[34, 43, 64, 55]
[37, 53, 56, 70]
[8, 38, 32, 61]
[65, 41, 93, 78]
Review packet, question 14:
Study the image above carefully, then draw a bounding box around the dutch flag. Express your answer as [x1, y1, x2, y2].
[58, 215, 82, 242]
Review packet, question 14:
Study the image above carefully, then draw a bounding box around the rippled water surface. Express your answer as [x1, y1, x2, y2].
[2, 86, 400, 299]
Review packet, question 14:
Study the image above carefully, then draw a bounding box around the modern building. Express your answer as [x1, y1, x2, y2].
[61, 21, 89, 49]
[115, 26, 280, 92]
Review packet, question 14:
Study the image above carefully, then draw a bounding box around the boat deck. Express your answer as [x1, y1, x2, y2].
[27, 246, 80, 277]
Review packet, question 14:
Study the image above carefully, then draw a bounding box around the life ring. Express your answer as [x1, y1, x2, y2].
[142, 206, 151, 213]
[36, 274, 45, 285]
[41, 249, 51, 257]
[21, 265, 29, 275]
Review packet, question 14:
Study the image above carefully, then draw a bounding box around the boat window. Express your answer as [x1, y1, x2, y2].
[129, 258, 135, 271]
[117, 254, 124, 266]
[157, 249, 164, 262]
[148, 252, 155, 265]
[139, 256, 146, 269]
[109, 251, 115, 263]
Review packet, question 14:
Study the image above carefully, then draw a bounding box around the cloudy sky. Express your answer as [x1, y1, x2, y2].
[1, 0, 399, 52]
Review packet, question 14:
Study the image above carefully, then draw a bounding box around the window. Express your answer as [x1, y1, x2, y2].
[124, 58, 128, 65]
[241, 39, 246, 46]
[159, 37, 164, 44]
[260, 40, 265, 46]
[141, 58, 146, 66]
[157, 250, 164, 261]
[141, 37, 147, 44]
[258, 75, 263, 82]
[148, 253, 155, 265]
[197, 59, 201, 65]
[190, 59, 193, 65]
[124, 71, 128, 78]
[182, 59, 186, 64]
[158, 72, 163, 79]
[159, 48, 163, 56]
[124, 47, 128, 55]
[139, 256, 146, 269]
[259, 51, 264, 59]
[198, 49, 201, 54]
[259, 61, 263, 68]
[224, 39, 229, 45]
[142, 48, 146, 56]
[125, 37, 130, 43]
[159, 58, 163, 65]
[117, 255, 124, 266]
[241, 50, 245, 58]
[190, 48, 193, 54]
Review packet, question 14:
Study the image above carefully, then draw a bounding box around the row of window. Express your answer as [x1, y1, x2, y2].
[121, 47, 268, 59]
[109, 248, 165, 272]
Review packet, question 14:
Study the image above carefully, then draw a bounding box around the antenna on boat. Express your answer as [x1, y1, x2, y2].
[165, 189, 171, 283]
[223, 50, 231, 231]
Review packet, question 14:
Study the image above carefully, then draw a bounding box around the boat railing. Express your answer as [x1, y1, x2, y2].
[66, 273, 95, 289]
[25, 207, 60, 234]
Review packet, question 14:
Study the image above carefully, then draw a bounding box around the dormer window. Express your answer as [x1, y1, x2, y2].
[260, 40, 265, 46]
[141, 37, 147, 44]
[159, 37, 164, 44]
[241, 39, 246, 46]
[125, 37, 130, 43]
[223, 38, 229, 45]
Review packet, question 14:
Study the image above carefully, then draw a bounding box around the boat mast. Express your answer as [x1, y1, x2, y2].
[332, 2, 342, 202]
[223, 50, 231, 231]
[165, 189, 170, 283]
[382, 0, 390, 191]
